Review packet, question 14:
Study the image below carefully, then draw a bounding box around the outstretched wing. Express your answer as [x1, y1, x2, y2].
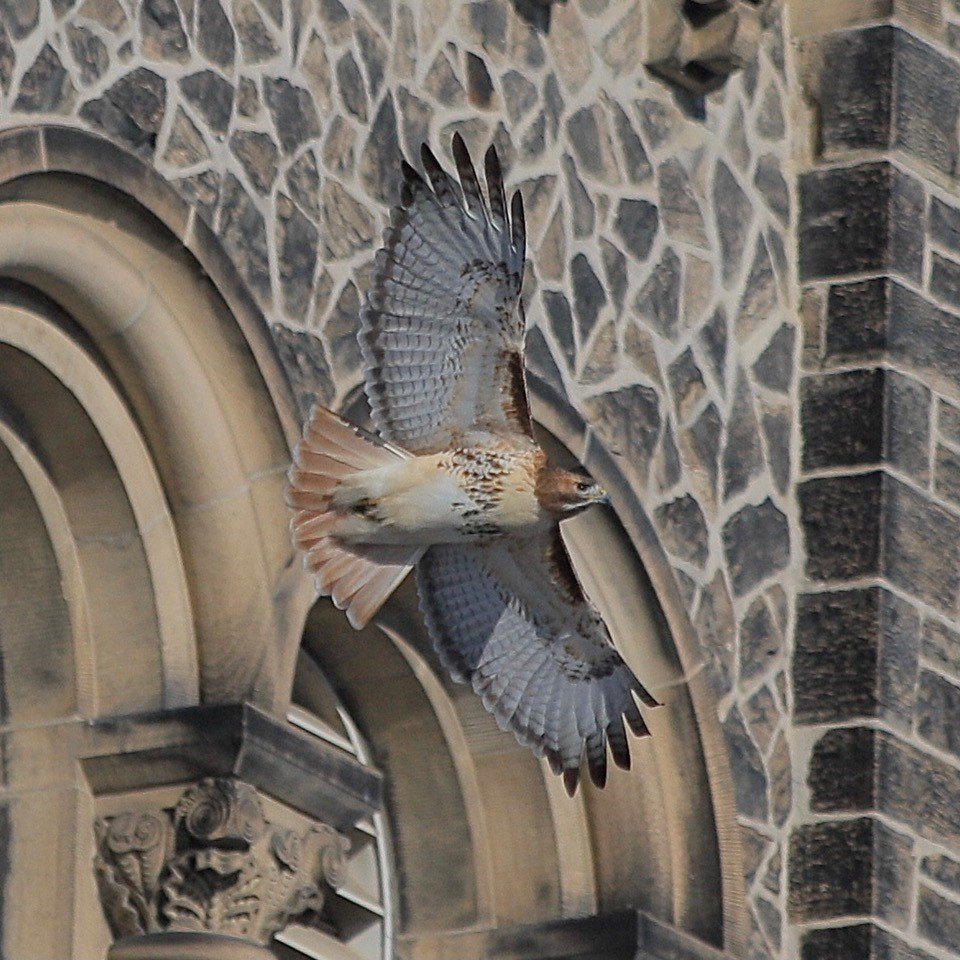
[360, 134, 531, 454]
[416, 530, 659, 793]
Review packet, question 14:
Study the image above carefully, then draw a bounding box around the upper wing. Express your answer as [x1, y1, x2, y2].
[360, 134, 531, 454]
[416, 530, 659, 793]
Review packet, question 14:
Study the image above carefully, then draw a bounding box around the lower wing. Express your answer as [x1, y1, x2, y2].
[415, 531, 658, 794]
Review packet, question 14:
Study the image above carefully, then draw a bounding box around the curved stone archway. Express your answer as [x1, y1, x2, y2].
[0, 157, 308, 711]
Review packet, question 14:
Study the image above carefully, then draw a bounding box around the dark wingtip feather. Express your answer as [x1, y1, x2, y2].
[625, 706, 651, 738]
[420, 142, 447, 192]
[401, 158, 424, 186]
[510, 188, 526, 260]
[484, 144, 507, 228]
[452, 132, 484, 216]
[588, 753, 607, 789]
[562, 767, 580, 797]
[612, 743, 631, 771]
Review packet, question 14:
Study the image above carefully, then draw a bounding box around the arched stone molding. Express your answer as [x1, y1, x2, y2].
[0, 125, 312, 712]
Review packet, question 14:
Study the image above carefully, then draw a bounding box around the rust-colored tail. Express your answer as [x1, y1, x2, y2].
[285, 406, 422, 629]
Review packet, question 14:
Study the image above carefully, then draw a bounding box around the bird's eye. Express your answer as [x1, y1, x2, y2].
[576, 480, 592, 493]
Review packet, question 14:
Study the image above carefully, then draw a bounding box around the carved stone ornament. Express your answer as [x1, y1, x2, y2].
[94, 777, 350, 946]
[646, 0, 769, 93]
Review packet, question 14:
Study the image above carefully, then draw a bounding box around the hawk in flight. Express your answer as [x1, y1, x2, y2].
[286, 135, 658, 793]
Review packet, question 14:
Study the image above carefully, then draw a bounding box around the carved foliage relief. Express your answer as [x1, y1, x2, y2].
[94, 777, 349, 945]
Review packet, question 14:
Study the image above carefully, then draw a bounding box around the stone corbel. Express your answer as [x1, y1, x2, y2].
[94, 777, 349, 951]
[80, 703, 382, 959]
[646, 0, 768, 93]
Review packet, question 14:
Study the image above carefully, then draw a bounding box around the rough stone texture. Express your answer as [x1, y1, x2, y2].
[722, 499, 790, 597]
[795, 38, 960, 921]
[0, 2, 800, 955]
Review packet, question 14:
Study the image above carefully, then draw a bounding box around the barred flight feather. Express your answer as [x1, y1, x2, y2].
[417, 533, 655, 794]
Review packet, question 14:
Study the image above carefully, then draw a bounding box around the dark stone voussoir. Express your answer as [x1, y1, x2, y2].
[713, 160, 753, 284]
[722, 371, 764, 499]
[217, 173, 270, 302]
[180, 70, 234, 135]
[722, 498, 790, 596]
[634, 248, 681, 340]
[277, 194, 318, 319]
[140, 0, 189, 63]
[197, 0, 236, 69]
[360, 93, 402, 204]
[753, 324, 795, 393]
[723, 707, 768, 822]
[14, 43, 75, 114]
[271, 324, 334, 418]
[614, 198, 658, 262]
[570, 253, 606, 342]
[583, 384, 661, 477]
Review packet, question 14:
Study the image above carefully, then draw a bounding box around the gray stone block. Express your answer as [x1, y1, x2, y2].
[722, 498, 790, 596]
[799, 473, 881, 581]
[799, 163, 923, 283]
[801, 369, 884, 470]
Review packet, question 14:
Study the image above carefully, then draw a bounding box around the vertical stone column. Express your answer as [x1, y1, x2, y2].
[790, 4, 960, 958]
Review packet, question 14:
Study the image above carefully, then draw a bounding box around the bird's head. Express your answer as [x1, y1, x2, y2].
[536, 467, 609, 516]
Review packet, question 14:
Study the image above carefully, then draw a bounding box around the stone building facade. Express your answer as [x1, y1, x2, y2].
[0, 0, 959, 958]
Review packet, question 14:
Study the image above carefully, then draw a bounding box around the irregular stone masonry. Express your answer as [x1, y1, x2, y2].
[0, 1, 795, 956]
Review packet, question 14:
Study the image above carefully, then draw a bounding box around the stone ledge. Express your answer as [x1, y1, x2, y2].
[79, 702, 382, 830]
[397, 910, 730, 960]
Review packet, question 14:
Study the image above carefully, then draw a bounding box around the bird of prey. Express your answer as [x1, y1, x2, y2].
[286, 135, 658, 793]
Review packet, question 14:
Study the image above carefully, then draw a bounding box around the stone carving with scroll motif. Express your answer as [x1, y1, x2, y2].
[94, 777, 349, 946]
[646, 0, 771, 92]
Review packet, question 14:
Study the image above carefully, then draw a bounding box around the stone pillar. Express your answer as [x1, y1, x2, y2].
[80, 704, 382, 959]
